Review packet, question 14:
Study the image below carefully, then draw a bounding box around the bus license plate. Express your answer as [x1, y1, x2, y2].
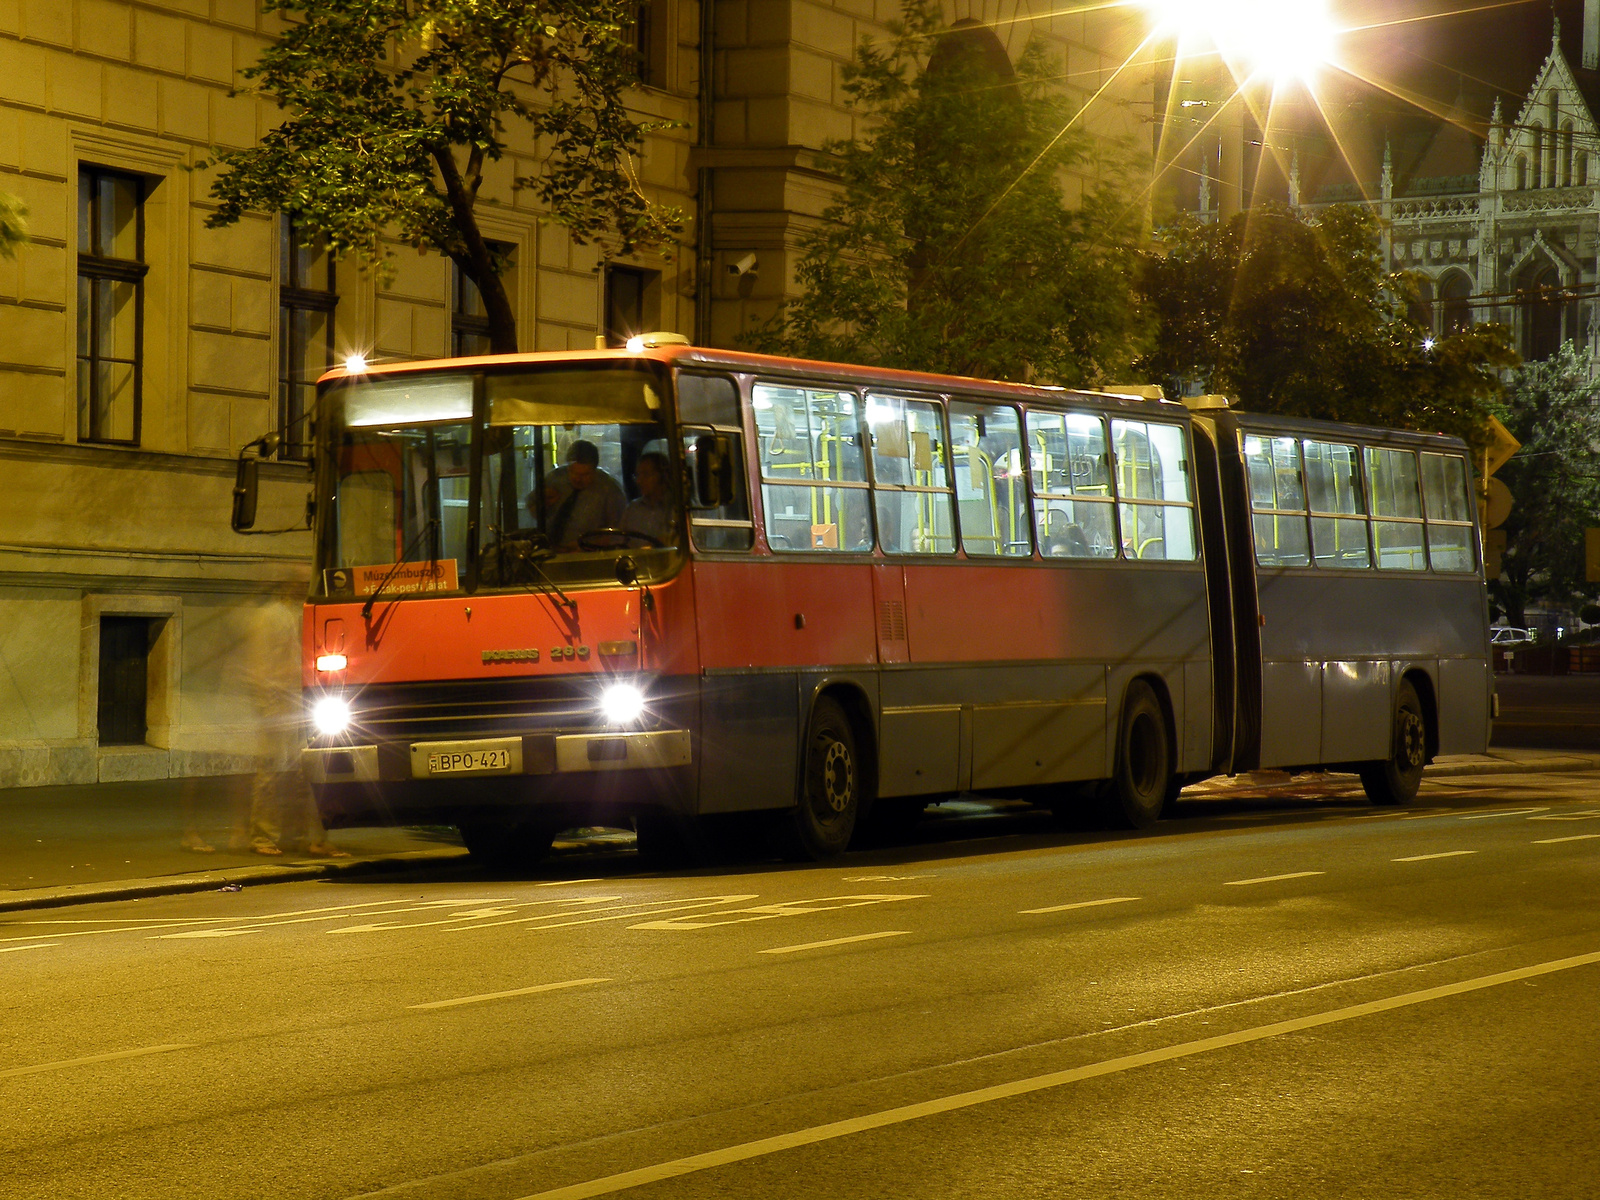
[427, 747, 513, 775]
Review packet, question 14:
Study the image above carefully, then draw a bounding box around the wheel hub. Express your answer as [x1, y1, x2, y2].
[820, 741, 853, 813]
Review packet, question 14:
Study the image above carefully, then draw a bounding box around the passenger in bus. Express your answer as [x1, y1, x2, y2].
[622, 451, 676, 544]
[1044, 523, 1092, 558]
[541, 439, 626, 547]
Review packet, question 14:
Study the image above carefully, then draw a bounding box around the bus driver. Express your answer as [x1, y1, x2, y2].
[537, 440, 626, 548]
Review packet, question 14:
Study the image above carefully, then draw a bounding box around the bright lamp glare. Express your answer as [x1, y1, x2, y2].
[312, 695, 352, 736]
[1149, 0, 1336, 82]
[344, 353, 368, 374]
[315, 653, 348, 672]
[624, 336, 646, 353]
[599, 683, 646, 724]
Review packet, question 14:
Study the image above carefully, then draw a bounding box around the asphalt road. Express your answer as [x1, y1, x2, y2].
[4, 771, 1599, 1199]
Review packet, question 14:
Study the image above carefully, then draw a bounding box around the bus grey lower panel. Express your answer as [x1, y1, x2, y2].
[1258, 661, 1322, 768]
[970, 700, 1106, 791]
[1321, 660, 1391, 763]
[697, 672, 799, 813]
[878, 706, 961, 796]
[1437, 657, 1491, 754]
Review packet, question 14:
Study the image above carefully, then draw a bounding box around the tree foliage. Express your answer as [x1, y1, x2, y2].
[1137, 206, 1516, 447]
[749, 0, 1146, 384]
[203, 0, 682, 352]
[0, 192, 26, 259]
[1490, 342, 1600, 627]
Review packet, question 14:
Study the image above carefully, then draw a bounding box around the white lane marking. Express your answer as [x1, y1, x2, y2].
[1534, 833, 1600, 845]
[330, 898, 622, 935]
[630, 894, 924, 931]
[1529, 809, 1600, 821]
[513, 948, 1600, 1200]
[0, 943, 57, 954]
[1393, 850, 1478, 862]
[1020, 896, 1141, 915]
[842, 875, 933, 882]
[0, 1043, 193, 1081]
[1459, 808, 1549, 820]
[1400, 809, 1452, 820]
[760, 931, 910, 956]
[448, 895, 761, 934]
[1223, 871, 1326, 887]
[409, 977, 610, 1011]
[537, 879, 604, 886]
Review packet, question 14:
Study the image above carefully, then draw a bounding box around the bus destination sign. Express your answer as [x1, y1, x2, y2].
[324, 560, 460, 598]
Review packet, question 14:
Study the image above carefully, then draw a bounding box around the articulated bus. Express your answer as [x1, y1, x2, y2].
[272, 339, 1492, 863]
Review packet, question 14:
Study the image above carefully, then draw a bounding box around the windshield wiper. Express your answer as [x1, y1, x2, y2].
[490, 533, 578, 615]
[361, 517, 440, 620]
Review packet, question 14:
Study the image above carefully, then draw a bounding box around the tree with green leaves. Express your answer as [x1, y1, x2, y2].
[203, 0, 681, 353]
[0, 192, 26, 259]
[749, 0, 1146, 384]
[1137, 205, 1515, 447]
[1490, 341, 1600, 627]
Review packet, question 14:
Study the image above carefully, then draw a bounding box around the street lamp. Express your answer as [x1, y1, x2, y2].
[1146, 0, 1338, 86]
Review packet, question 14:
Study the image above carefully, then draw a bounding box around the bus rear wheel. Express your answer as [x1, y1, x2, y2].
[1099, 681, 1172, 830]
[780, 697, 862, 860]
[1359, 679, 1427, 806]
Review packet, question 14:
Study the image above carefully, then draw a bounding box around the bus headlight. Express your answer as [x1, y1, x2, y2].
[599, 683, 645, 725]
[312, 695, 353, 737]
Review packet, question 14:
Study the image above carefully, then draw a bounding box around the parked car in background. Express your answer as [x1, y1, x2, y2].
[1492, 626, 1535, 646]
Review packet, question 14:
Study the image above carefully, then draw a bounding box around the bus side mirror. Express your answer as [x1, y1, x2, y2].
[694, 434, 733, 509]
[232, 455, 260, 532]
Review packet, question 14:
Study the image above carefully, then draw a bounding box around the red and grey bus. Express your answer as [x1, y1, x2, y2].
[248, 338, 1492, 863]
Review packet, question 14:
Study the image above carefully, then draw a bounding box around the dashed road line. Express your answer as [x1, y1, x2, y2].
[0, 943, 57, 954]
[760, 931, 910, 955]
[1019, 896, 1140, 915]
[1393, 850, 1478, 862]
[410, 977, 610, 1011]
[1223, 871, 1326, 887]
[1458, 808, 1549, 820]
[1533, 833, 1600, 845]
[0, 1044, 193, 1081]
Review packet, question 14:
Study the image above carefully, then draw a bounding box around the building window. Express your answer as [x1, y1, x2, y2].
[451, 245, 511, 357]
[628, 2, 661, 88]
[604, 264, 656, 346]
[1440, 272, 1473, 335]
[1562, 121, 1574, 186]
[77, 168, 146, 444]
[1516, 154, 1527, 190]
[1531, 125, 1544, 188]
[279, 216, 337, 461]
[1520, 265, 1564, 361]
[97, 616, 150, 746]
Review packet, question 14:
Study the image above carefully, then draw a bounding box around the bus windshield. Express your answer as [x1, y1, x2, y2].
[317, 364, 682, 599]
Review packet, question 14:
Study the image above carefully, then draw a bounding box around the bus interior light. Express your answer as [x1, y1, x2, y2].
[599, 683, 646, 725]
[315, 653, 348, 672]
[312, 695, 353, 736]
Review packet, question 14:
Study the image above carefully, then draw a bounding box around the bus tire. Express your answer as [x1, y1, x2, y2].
[1100, 681, 1172, 830]
[781, 696, 861, 860]
[457, 818, 556, 869]
[1359, 679, 1427, 806]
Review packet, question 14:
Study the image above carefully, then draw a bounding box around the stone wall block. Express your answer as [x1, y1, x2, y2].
[79, 0, 133, 61]
[214, 0, 260, 32]
[186, 388, 230, 453]
[375, 296, 416, 356]
[725, 45, 791, 97]
[538, 270, 597, 326]
[411, 302, 448, 358]
[105, 65, 160, 132]
[212, 90, 255, 148]
[744, 0, 796, 45]
[4, 173, 65, 241]
[160, 77, 210, 143]
[19, 241, 65, 306]
[134, 9, 186, 74]
[190, 266, 232, 329]
[789, 47, 834, 102]
[0, 304, 66, 370]
[232, 275, 272, 335]
[790, 2, 857, 54]
[0, 36, 50, 110]
[714, 0, 750, 47]
[49, 54, 103, 121]
[191, 328, 269, 393]
[743, 95, 792, 145]
[19, 110, 66, 178]
[188, 21, 232, 84]
[228, 394, 271, 454]
[0, 365, 67, 437]
[191, 209, 272, 271]
[22, 0, 71, 47]
[380, 247, 447, 301]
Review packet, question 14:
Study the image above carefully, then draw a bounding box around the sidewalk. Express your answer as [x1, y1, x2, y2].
[3, 748, 1598, 914]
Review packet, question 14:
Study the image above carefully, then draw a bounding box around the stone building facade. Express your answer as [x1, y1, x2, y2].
[0, 0, 1150, 789]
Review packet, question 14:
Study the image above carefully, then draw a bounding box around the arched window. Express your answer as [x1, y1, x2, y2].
[1531, 125, 1544, 188]
[1516, 154, 1528, 190]
[1518, 264, 1563, 360]
[1407, 275, 1435, 331]
[1580, 152, 1590, 187]
[1562, 121, 1574, 186]
[1440, 272, 1473, 335]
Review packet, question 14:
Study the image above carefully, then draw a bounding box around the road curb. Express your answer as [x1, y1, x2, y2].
[1424, 755, 1600, 778]
[0, 847, 469, 914]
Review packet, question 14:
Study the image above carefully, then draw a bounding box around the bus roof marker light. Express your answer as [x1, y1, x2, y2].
[344, 353, 369, 374]
[625, 336, 646, 353]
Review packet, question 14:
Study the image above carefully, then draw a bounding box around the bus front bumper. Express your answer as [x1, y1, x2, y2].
[302, 729, 692, 785]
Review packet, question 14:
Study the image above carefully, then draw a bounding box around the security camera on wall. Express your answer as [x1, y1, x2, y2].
[728, 252, 758, 277]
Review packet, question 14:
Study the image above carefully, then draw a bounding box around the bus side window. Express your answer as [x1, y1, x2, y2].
[683, 432, 754, 551]
[1112, 419, 1197, 561]
[1028, 410, 1117, 558]
[949, 401, 1029, 556]
[1420, 451, 1476, 572]
[1243, 434, 1310, 567]
[1303, 439, 1371, 568]
[867, 393, 954, 555]
[754, 382, 870, 552]
[1365, 446, 1427, 570]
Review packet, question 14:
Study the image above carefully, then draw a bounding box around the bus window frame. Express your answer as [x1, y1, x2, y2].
[752, 377, 875, 555]
[947, 396, 1032, 560]
[675, 369, 756, 556]
[1108, 415, 1201, 563]
[864, 389, 958, 557]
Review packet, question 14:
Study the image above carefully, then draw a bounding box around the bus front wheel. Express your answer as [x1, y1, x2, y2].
[781, 696, 862, 860]
[1100, 681, 1172, 830]
[1359, 679, 1427, 806]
